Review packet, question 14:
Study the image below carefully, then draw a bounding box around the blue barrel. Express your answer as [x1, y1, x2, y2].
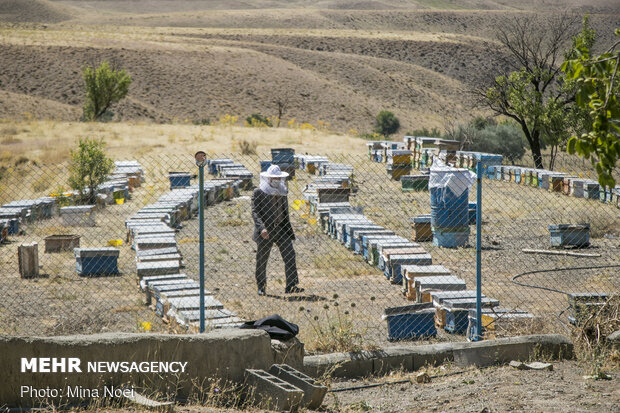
[260, 160, 272, 172]
[430, 186, 469, 247]
[430, 187, 469, 228]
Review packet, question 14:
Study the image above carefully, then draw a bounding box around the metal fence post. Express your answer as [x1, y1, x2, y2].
[473, 161, 483, 341]
[195, 151, 207, 333]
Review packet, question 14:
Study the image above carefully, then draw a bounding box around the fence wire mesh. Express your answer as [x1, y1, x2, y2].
[0, 144, 618, 353]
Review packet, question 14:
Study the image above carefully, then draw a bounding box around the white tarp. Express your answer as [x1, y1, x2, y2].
[429, 158, 475, 198]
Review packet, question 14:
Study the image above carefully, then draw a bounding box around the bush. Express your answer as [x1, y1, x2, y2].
[245, 113, 272, 127]
[408, 127, 442, 138]
[470, 123, 526, 163]
[374, 110, 400, 137]
[82, 61, 131, 121]
[237, 139, 257, 155]
[68, 138, 114, 204]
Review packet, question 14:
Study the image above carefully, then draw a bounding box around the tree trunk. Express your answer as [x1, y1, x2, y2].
[530, 134, 544, 169]
[518, 121, 545, 169]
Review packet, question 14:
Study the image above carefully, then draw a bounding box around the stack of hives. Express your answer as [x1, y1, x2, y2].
[128, 159, 254, 331]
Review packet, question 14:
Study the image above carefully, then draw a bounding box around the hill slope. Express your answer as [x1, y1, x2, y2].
[0, 0, 75, 23]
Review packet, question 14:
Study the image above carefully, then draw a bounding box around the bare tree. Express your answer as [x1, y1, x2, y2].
[274, 95, 290, 127]
[479, 13, 582, 169]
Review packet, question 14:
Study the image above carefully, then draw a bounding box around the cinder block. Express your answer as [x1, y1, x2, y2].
[269, 364, 327, 409]
[245, 369, 303, 412]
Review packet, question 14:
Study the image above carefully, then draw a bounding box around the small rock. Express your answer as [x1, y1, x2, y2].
[416, 372, 431, 383]
[608, 330, 620, 349]
[510, 360, 553, 371]
[526, 362, 553, 371]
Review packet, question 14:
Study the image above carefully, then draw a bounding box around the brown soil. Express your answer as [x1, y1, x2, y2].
[0, 2, 618, 131]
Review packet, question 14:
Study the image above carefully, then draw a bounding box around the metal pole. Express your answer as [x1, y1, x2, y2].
[198, 163, 205, 333]
[474, 162, 483, 341]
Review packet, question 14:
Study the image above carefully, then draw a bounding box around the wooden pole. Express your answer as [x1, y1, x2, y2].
[522, 248, 601, 258]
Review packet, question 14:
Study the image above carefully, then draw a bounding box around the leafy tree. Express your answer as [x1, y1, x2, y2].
[82, 61, 132, 121]
[374, 110, 400, 137]
[562, 28, 620, 187]
[481, 13, 583, 169]
[68, 138, 114, 204]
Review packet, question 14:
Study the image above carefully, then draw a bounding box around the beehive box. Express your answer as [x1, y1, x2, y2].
[379, 246, 428, 270]
[146, 280, 201, 305]
[402, 265, 452, 301]
[352, 229, 394, 254]
[467, 308, 535, 340]
[382, 302, 437, 340]
[584, 181, 600, 199]
[160, 294, 224, 318]
[384, 253, 433, 284]
[401, 175, 429, 192]
[410, 215, 432, 242]
[136, 260, 181, 278]
[548, 223, 590, 247]
[44, 234, 80, 253]
[431, 290, 480, 328]
[61, 206, 96, 227]
[74, 248, 119, 276]
[363, 235, 407, 262]
[414, 276, 467, 303]
[567, 293, 610, 325]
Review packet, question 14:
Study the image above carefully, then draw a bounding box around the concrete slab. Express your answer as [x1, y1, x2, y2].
[452, 334, 573, 368]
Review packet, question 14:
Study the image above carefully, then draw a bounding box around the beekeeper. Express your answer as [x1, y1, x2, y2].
[251, 164, 303, 296]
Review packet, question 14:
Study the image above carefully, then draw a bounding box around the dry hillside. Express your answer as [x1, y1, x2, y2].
[0, 0, 618, 131]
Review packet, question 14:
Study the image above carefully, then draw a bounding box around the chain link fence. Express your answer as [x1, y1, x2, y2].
[0, 143, 618, 352]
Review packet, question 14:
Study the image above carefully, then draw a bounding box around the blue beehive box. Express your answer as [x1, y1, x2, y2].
[432, 227, 470, 248]
[74, 248, 120, 276]
[6, 217, 19, 235]
[259, 160, 272, 172]
[383, 302, 436, 341]
[548, 224, 590, 247]
[168, 172, 191, 189]
[468, 202, 477, 225]
[444, 308, 470, 334]
[384, 253, 433, 284]
[271, 148, 295, 164]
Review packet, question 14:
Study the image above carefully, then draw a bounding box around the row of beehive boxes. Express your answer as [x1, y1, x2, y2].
[299, 153, 531, 341]
[203, 158, 255, 189]
[1, 160, 144, 243]
[322, 205, 526, 341]
[487, 165, 620, 206]
[395, 265, 533, 340]
[128, 168, 246, 331]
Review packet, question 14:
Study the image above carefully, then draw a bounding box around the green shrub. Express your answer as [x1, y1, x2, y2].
[68, 138, 114, 204]
[407, 127, 442, 138]
[245, 113, 272, 127]
[82, 61, 131, 121]
[470, 123, 526, 163]
[374, 110, 400, 137]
